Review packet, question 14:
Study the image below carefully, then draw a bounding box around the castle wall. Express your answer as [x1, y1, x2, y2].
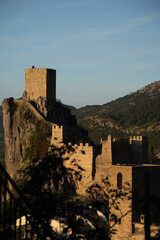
[50, 123, 93, 194]
[51, 124, 64, 147]
[132, 165, 160, 226]
[107, 165, 133, 239]
[25, 68, 56, 101]
[112, 138, 131, 164]
[47, 69, 56, 102]
[64, 143, 93, 194]
[95, 135, 112, 180]
[130, 136, 148, 164]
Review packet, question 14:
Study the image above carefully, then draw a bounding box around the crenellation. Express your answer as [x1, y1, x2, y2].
[51, 123, 64, 146]
[130, 136, 143, 142]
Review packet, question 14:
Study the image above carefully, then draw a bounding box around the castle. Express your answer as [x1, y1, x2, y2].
[3, 67, 160, 239]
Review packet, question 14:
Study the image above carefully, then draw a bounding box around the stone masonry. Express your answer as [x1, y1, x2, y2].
[25, 68, 56, 102]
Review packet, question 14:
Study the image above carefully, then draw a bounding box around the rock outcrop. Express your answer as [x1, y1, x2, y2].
[2, 97, 52, 180]
[2, 97, 91, 180]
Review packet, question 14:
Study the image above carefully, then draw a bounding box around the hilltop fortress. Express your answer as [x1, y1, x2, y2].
[2, 68, 160, 239]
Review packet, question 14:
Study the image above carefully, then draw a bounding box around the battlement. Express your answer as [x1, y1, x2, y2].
[98, 134, 148, 166]
[113, 138, 128, 143]
[51, 123, 63, 146]
[130, 136, 143, 141]
[52, 124, 63, 130]
[68, 142, 90, 148]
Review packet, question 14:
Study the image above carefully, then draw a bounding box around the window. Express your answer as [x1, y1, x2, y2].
[117, 173, 122, 188]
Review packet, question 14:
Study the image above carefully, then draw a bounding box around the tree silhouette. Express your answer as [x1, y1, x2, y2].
[18, 145, 131, 239]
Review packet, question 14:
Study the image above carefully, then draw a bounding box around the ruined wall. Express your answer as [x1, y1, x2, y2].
[95, 135, 112, 180]
[25, 68, 56, 101]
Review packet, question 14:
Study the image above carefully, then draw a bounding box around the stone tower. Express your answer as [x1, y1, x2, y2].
[25, 68, 56, 102]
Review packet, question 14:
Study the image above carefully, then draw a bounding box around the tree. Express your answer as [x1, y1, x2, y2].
[18, 144, 131, 239]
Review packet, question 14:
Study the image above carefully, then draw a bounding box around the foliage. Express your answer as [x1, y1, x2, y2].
[78, 117, 129, 144]
[110, 97, 160, 128]
[25, 120, 52, 161]
[86, 178, 132, 232]
[24, 109, 36, 123]
[73, 81, 160, 121]
[75, 97, 160, 156]
[18, 144, 132, 239]
[19, 145, 84, 238]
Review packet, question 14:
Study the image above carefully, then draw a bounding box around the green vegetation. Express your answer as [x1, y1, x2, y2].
[73, 81, 160, 119]
[75, 95, 160, 156]
[110, 97, 160, 128]
[24, 109, 36, 123]
[79, 118, 127, 144]
[25, 119, 52, 161]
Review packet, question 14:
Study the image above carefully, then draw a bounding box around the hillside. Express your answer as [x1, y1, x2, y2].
[72, 81, 160, 119]
[72, 81, 160, 155]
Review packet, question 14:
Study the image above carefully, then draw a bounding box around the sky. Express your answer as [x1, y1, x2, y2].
[0, 0, 160, 108]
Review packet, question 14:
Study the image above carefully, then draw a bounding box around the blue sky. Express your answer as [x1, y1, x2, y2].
[0, 0, 160, 108]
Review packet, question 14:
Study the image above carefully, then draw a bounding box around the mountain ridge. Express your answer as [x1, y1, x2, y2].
[72, 80, 160, 119]
[71, 80, 160, 156]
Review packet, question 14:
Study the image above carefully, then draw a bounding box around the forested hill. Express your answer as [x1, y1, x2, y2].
[72, 80, 160, 120]
[72, 80, 160, 155]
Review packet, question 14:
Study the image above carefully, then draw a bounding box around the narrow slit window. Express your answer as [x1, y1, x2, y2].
[117, 173, 122, 188]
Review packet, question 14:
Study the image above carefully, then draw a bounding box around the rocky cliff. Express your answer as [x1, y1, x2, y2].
[2, 97, 91, 180]
[2, 97, 52, 180]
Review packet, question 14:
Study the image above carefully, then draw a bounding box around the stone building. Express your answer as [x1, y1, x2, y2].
[25, 68, 56, 102]
[96, 135, 160, 239]
[2, 67, 160, 239]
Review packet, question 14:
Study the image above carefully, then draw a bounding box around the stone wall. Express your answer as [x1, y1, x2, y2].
[51, 124, 64, 147]
[112, 138, 131, 164]
[65, 142, 93, 194]
[132, 165, 160, 225]
[130, 136, 148, 164]
[95, 135, 112, 180]
[50, 123, 93, 194]
[107, 165, 133, 239]
[96, 135, 148, 173]
[25, 68, 56, 102]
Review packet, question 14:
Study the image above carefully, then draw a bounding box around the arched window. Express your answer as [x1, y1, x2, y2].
[117, 173, 122, 188]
